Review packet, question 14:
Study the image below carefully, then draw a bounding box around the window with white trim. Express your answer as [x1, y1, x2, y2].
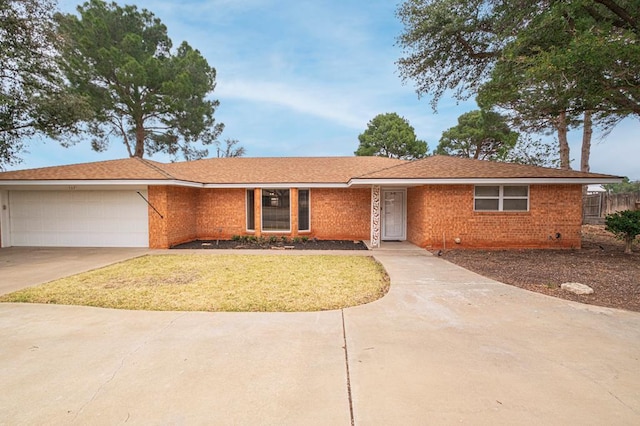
[474, 185, 529, 211]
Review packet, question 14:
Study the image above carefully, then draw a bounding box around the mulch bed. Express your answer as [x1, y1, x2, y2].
[171, 239, 368, 251]
[441, 225, 640, 312]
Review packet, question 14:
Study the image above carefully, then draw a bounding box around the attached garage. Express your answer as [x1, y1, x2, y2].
[5, 190, 149, 247]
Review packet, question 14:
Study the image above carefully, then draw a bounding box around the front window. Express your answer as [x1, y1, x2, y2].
[474, 185, 529, 211]
[298, 189, 310, 232]
[262, 189, 290, 231]
[246, 189, 255, 231]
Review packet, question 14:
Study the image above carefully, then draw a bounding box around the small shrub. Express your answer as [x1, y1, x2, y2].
[281, 236, 289, 244]
[301, 236, 309, 243]
[292, 237, 301, 243]
[231, 235, 241, 242]
[269, 236, 278, 244]
[605, 209, 640, 254]
[247, 235, 257, 243]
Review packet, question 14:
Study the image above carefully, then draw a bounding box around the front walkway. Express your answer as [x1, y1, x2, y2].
[0, 247, 639, 424]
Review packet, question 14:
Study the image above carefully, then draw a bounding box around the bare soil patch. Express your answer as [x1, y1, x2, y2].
[441, 225, 640, 312]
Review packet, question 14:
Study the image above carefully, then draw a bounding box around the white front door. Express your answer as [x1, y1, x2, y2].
[382, 190, 406, 240]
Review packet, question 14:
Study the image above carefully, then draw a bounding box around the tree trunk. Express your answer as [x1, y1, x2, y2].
[581, 110, 592, 173]
[581, 110, 593, 195]
[625, 236, 633, 254]
[134, 123, 145, 158]
[557, 111, 570, 170]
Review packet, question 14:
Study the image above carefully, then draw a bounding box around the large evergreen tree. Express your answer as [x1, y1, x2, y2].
[55, 0, 224, 160]
[437, 109, 559, 167]
[355, 113, 428, 160]
[397, 0, 639, 114]
[0, 0, 89, 169]
[397, 0, 640, 171]
[436, 110, 518, 161]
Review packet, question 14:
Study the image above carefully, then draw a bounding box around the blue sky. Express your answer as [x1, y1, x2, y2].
[9, 0, 639, 179]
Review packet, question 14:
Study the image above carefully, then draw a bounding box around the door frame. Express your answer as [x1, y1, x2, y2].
[381, 188, 407, 241]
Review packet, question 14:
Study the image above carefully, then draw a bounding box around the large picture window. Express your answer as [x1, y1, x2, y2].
[298, 189, 310, 232]
[262, 189, 290, 231]
[474, 185, 529, 211]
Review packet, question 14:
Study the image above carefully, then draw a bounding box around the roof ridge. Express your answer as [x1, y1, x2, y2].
[175, 155, 383, 163]
[354, 157, 414, 178]
[135, 157, 175, 179]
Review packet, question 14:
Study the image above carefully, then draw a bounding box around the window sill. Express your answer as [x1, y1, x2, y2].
[474, 210, 530, 214]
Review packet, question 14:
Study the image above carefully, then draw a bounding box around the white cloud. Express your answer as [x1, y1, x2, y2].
[217, 78, 376, 129]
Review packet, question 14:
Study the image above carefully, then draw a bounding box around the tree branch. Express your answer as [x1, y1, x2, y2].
[454, 34, 500, 59]
[593, 0, 638, 31]
[0, 122, 36, 134]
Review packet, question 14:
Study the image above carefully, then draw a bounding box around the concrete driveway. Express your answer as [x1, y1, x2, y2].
[0, 247, 149, 295]
[0, 247, 639, 425]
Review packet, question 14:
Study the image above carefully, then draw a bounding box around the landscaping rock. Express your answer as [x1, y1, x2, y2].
[561, 282, 594, 295]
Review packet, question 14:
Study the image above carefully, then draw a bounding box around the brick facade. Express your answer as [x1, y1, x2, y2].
[148, 184, 582, 249]
[407, 184, 583, 250]
[148, 186, 198, 249]
[310, 188, 371, 240]
[197, 188, 246, 240]
[148, 186, 372, 248]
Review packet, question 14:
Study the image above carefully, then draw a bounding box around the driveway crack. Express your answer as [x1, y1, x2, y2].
[341, 309, 355, 426]
[73, 312, 187, 422]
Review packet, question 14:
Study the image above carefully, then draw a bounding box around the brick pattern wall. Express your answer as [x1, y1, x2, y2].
[197, 188, 246, 240]
[148, 186, 198, 248]
[407, 184, 583, 250]
[311, 188, 371, 240]
[149, 184, 581, 250]
[149, 186, 372, 246]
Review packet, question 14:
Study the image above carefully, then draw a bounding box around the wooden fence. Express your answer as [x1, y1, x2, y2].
[583, 191, 640, 224]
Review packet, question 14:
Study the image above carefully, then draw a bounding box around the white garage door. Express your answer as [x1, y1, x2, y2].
[8, 190, 149, 247]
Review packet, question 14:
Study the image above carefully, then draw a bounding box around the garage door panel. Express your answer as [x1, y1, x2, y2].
[9, 190, 149, 247]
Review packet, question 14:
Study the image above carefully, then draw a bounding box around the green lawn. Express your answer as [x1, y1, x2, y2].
[0, 254, 390, 312]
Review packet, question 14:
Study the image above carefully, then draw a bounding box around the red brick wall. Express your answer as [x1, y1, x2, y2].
[311, 188, 371, 240]
[407, 184, 583, 250]
[150, 186, 373, 246]
[196, 188, 246, 240]
[149, 184, 581, 249]
[148, 186, 198, 248]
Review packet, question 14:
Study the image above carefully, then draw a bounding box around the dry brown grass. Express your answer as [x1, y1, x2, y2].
[0, 255, 389, 312]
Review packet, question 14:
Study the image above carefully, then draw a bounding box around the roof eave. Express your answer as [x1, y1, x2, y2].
[201, 182, 349, 189]
[0, 179, 352, 189]
[0, 179, 202, 188]
[349, 177, 624, 186]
